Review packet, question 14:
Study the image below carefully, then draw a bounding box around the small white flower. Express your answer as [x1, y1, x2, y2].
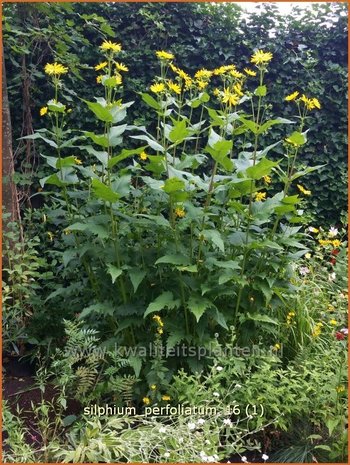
[328, 272, 336, 281]
[188, 422, 196, 430]
[216, 366, 223, 371]
[328, 227, 338, 237]
[241, 456, 248, 463]
[178, 437, 184, 444]
[205, 439, 210, 445]
[340, 328, 348, 335]
[235, 383, 242, 389]
[299, 266, 310, 276]
[262, 454, 269, 461]
[213, 455, 219, 461]
[213, 391, 220, 397]
[164, 452, 170, 458]
[207, 456, 215, 462]
[197, 418, 206, 425]
[223, 418, 232, 426]
[159, 426, 167, 433]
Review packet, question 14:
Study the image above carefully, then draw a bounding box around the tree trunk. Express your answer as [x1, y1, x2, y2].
[2, 48, 22, 229]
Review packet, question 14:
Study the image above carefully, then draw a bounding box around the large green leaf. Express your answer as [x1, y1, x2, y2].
[163, 177, 185, 193]
[169, 119, 190, 144]
[141, 92, 161, 110]
[246, 158, 278, 180]
[91, 179, 120, 202]
[129, 269, 147, 293]
[187, 295, 213, 322]
[144, 291, 180, 318]
[107, 264, 123, 283]
[155, 254, 191, 266]
[202, 230, 225, 253]
[108, 146, 147, 168]
[83, 100, 113, 122]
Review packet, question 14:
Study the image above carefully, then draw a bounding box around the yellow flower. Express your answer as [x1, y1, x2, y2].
[305, 253, 311, 259]
[254, 192, 266, 202]
[157, 327, 164, 335]
[74, 158, 82, 165]
[273, 343, 281, 351]
[140, 151, 148, 161]
[319, 239, 332, 246]
[230, 69, 244, 79]
[332, 239, 341, 248]
[285, 91, 299, 101]
[244, 68, 257, 76]
[115, 62, 129, 72]
[143, 397, 151, 405]
[196, 80, 208, 90]
[96, 75, 102, 84]
[40, 106, 48, 116]
[250, 50, 273, 65]
[221, 89, 239, 106]
[175, 207, 186, 218]
[167, 81, 181, 95]
[150, 82, 165, 94]
[329, 319, 337, 326]
[162, 395, 171, 401]
[328, 304, 335, 312]
[152, 314, 164, 327]
[309, 227, 319, 233]
[100, 41, 122, 53]
[47, 232, 54, 241]
[233, 83, 243, 97]
[213, 66, 227, 76]
[213, 88, 220, 97]
[194, 69, 212, 80]
[150, 384, 157, 390]
[156, 50, 174, 60]
[114, 74, 123, 85]
[94, 61, 108, 71]
[263, 175, 271, 184]
[312, 97, 321, 109]
[297, 184, 311, 196]
[300, 94, 320, 111]
[44, 62, 68, 76]
[336, 385, 345, 393]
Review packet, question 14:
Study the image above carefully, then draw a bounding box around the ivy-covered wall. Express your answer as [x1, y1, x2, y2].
[4, 2, 348, 226]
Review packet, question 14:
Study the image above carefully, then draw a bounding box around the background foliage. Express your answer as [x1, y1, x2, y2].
[3, 1, 348, 226]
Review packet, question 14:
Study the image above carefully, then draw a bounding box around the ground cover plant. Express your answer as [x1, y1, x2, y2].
[2, 3, 348, 464]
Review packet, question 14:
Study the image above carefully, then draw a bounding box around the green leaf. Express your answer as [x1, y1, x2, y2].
[246, 158, 278, 180]
[129, 269, 146, 293]
[91, 179, 120, 202]
[109, 125, 127, 147]
[107, 264, 123, 283]
[83, 100, 113, 122]
[130, 134, 164, 152]
[144, 291, 179, 318]
[203, 230, 225, 253]
[163, 177, 185, 193]
[257, 118, 294, 135]
[255, 85, 267, 97]
[155, 254, 191, 266]
[245, 313, 279, 325]
[67, 222, 109, 239]
[176, 264, 198, 273]
[62, 415, 77, 427]
[141, 92, 161, 110]
[21, 132, 58, 148]
[108, 146, 147, 168]
[56, 156, 77, 168]
[188, 295, 213, 322]
[286, 131, 306, 146]
[81, 146, 109, 166]
[84, 131, 109, 148]
[47, 100, 66, 113]
[128, 356, 142, 378]
[169, 119, 190, 144]
[239, 117, 258, 134]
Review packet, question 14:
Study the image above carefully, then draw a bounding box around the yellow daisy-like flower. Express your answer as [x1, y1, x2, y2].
[233, 83, 243, 97]
[319, 239, 332, 246]
[213, 66, 227, 76]
[157, 327, 164, 335]
[230, 69, 244, 79]
[100, 41, 122, 53]
[312, 97, 321, 109]
[329, 319, 337, 326]
[332, 239, 341, 248]
[167, 80, 181, 95]
[115, 62, 129, 72]
[44, 62, 68, 76]
[162, 395, 171, 401]
[74, 157, 82, 165]
[300, 94, 320, 111]
[244, 68, 257, 76]
[40, 106, 48, 116]
[285, 91, 299, 101]
[250, 50, 273, 65]
[150, 384, 157, 390]
[194, 69, 212, 80]
[96, 75, 102, 84]
[156, 50, 174, 60]
[150, 82, 165, 94]
[221, 89, 239, 106]
[94, 61, 108, 71]
[184, 77, 193, 89]
[273, 343, 281, 351]
[140, 151, 148, 161]
[114, 74, 123, 85]
[196, 80, 208, 90]
[152, 314, 164, 327]
[336, 385, 345, 393]
[175, 207, 186, 218]
[143, 397, 151, 405]
[263, 175, 271, 184]
[213, 88, 220, 97]
[297, 184, 311, 196]
[254, 191, 266, 202]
